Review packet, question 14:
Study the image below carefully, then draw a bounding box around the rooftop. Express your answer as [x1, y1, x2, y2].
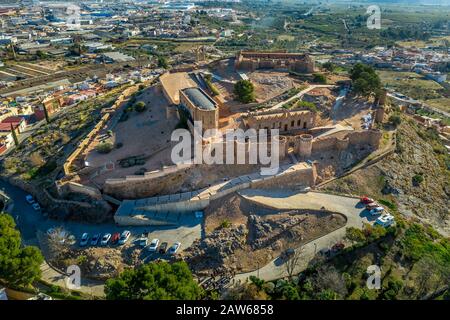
[182, 87, 216, 111]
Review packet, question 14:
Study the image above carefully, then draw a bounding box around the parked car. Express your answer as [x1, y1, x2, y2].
[369, 206, 385, 216]
[280, 248, 295, 260]
[376, 214, 395, 227]
[25, 195, 35, 204]
[360, 196, 374, 204]
[101, 233, 111, 245]
[110, 232, 120, 244]
[168, 242, 181, 255]
[366, 202, 380, 210]
[118, 230, 131, 245]
[91, 233, 101, 246]
[148, 239, 159, 252]
[137, 237, 148, 247]
[79, 233, 89, 247]
[158, 242, 168, 254]
[32, 203, 41, 211]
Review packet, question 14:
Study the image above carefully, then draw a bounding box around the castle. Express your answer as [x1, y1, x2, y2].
[235, 50, 315, 74]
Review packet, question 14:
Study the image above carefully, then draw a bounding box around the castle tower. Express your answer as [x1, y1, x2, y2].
[375, 106, 385, 124]
[297, 134, 313, 159]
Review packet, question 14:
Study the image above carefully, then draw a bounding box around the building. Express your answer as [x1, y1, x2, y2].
[244, 109, 316, 133]
[179, 87, 219, 133]
[0, 116, 26, 133]
[235, 50, 315, 73]
[101, 51, 135, 63]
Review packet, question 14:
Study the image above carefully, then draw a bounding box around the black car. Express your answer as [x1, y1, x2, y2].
[159, 242, 168, 254]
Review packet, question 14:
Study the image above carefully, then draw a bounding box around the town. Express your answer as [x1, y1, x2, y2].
[0, 0, 449, 304]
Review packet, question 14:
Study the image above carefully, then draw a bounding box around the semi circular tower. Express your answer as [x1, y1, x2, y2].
[297, 134, 313, 159]
[272, 135, 287, 160]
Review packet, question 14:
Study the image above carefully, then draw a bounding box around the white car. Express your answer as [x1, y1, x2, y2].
[91, 233, 101, 246]
[79, 233, 89, 247]
[369, 206, 384, 216]
[118, 230, 131, 245]
[168, 242, 181, 255]
[138, 237, 148, 247]
[101, 233, 111, 245]
[376, 214, 395, 227]
[32, 203, 41, 211]
[148, 239, 159, 252]
[25, 195, 35, 204]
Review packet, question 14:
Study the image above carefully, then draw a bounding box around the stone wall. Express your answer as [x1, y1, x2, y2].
[114, 162, 315, 225]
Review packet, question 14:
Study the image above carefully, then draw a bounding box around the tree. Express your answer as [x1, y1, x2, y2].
[322, 62, 335, 72]
[134, 101, 146, 112]
[234, 80, 255, 103]
[389, 114, 401, 127]
[157, 56, 168, 69]
[95, 142, 113, 154]
[43, 103, 50, 124]
[312, 73, 327, 84]
[312, 265, 348, 299]
[105, 261, 203, 300]
[350, 63, 381, 97]
[10, 123, 19, 146]
[284, 246, 304, 280]
[0, 213, 43, 287]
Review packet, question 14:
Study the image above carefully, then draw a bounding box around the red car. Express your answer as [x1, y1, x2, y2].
[110, 232, 120, 244]
[360, 196, 374, 204]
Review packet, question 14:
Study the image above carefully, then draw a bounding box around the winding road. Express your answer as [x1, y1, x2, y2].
[234, 190, 374, 282]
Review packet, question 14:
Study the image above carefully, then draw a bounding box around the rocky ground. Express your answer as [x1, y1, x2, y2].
[181, 193, 346, 276]
[49, 243, 142, 281]
[322, 118, 450, 236]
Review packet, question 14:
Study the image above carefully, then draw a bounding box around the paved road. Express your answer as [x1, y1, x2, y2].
[234, 190, 374, 282]
[0, 179, 202, 297]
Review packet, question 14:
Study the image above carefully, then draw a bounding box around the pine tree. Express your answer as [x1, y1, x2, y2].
[43, 103, 50, 124]
[10, 123, 19, 146]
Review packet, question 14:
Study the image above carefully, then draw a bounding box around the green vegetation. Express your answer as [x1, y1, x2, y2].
[105, 261, 203, 300]
[312, 73, 327, 84]
[322, 62, 335, 72]
[412, 174, 424, 186]
[134, 101, 146, 112]
[283, 99, 318, 112]
[157, 55, 169, 69]
[220, 219, 232, 229]
[389, 114, 402, 127]
[350, 63, 381, 97]
[0, 213, 43, 288]
[203, 74, 220, 96]
[95, 142, 114, 154]
[10, 123, 19, 146]
[234, 80, 255, 103]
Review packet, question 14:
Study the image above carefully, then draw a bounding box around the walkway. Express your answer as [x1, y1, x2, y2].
[234, 190, 372, 282]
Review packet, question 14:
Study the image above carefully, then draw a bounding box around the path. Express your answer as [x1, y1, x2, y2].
[234, 190, 372, 282]
[268, 84, 335, 111]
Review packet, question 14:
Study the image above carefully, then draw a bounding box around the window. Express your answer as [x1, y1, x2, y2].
[291, 121, 294, 127]
[297, 120, 301, 126]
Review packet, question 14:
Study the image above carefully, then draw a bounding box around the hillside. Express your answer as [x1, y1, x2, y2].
[321, 117, 450, 236]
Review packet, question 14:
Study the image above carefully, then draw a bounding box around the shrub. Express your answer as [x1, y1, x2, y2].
[96, 142, 113, 154]
[312, 73, 327, 84]
[134, 101, 146, 112]
[220, 219, 231, 229]
[412, 174, 424, 186]
[389, 114, 402, 127]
